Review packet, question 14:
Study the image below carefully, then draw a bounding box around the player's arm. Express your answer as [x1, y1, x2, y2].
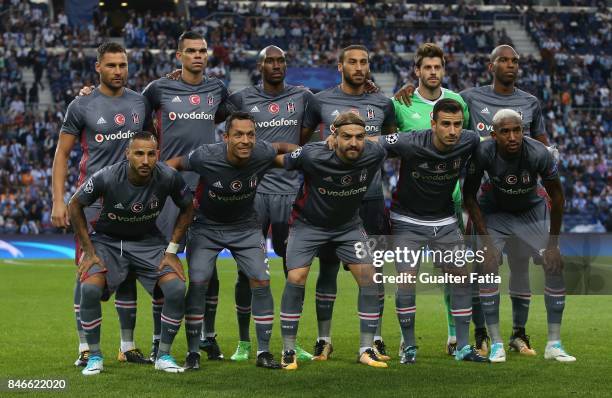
[271, 142, 299, 167]
[165, 155, 188, 171]
[393, 82, 416, 106]
[160, 174, 195, 281]
[541, 176, 565, 274]
[214, 83, 234, 124]
[531, 100, 550, 145]
[382, 98, 398, 135]
[300, 92, 321, 145]
[51, 132, 78, 227]
[68, 174, 105, 276]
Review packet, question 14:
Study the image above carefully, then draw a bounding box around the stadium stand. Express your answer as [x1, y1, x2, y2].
[0, 1, 609, 233]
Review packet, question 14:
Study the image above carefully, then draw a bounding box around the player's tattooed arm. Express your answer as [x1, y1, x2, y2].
[67, 198, 104, 277]
[51, 133, 78, 228]
[165, 156, 187, 171]
[272, 142, 299, 155]
[542, 178, 565, 274]
[160, 202, 194, 281]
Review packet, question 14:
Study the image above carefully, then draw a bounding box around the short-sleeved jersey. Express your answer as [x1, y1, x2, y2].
[284, 141, 387, 228]
[73, 160, 192, 240]
[467, 137, 558, 213]
[460, 85, 546, 139]
[61, 88, 150, 185]
[379, 130, 480, 223]
[228, 84, 315, 194]
[142, 76, 231, 160]
[302, 86, 395, 200]
[184, 141, 277, 226]
[393, 87, 469, 132]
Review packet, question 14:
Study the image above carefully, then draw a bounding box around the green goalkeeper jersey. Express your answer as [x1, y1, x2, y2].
[392, 87, 470, 229]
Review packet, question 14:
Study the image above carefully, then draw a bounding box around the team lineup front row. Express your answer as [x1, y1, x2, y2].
[68, 102, 575, 376]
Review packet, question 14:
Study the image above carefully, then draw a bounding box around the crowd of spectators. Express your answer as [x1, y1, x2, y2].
[0, 1, 609, 233]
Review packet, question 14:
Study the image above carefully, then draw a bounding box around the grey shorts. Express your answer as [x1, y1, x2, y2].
[84, 233, 172, 298]
[484, 200, 550, 262]
[186, 223, 270, 283]
[390, 219, 465, 273]
[286, 219, 372, 270]
[254, 192, 295, 256]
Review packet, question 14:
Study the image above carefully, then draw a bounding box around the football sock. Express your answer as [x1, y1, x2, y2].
[203, 267, 219, 338]
[510, 294, 531, 329]
[395, 287, 416, 346]
[235, 271, 252, 342]
[315, 260, 339, 339]
[280, 282, 304, 352]
[80, 282, 104, 357]
[375, 282, 385, 338]
[158, 278, 185, 358]
[479, 282, 502, 344]
[444, 283, 456, 338]
[115, 278, 137, 352]
[544, 273, 565, 342]
[451, 283, 472, 349]
[251, 285, 274, 353]
[184, 281, 207, 353]
[151, 297, 163, 342]
[73, 277, 89, 349]
[358, 285, 380, 350]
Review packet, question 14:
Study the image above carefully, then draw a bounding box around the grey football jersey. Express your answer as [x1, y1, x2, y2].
[74, 160, 192, 240]
[228, 84, 315, 194]
[467, 137, 558, 213]
[283, 141, 386, 228]
[379, 130, 480, 222]
[142, 76, 231, 159]
[460, 85, 546, 139]
[61, 88, 150, 185]
[183, 141, 277, 226]
[302, 86, 395, 200]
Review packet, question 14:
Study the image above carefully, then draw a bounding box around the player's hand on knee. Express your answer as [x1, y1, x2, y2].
[159, 253, 186, 281]
[393, 83, 415, 105]
[78, 85, 95, 97]
[543, 247, 563, 274]
[165, 69, 182, 80]
[78, 252, 104, 279]
[51, 202, 70, 228]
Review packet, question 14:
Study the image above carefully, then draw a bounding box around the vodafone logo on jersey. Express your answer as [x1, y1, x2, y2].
[94, 130, 135, 143]
[256, 118, 298, 128]
[268, 103, 280, 114]
[189, 95, 201, 105]
[114, 113, 126, 126]
[168, 111, 214, 121]
[476, 122, 493, 132]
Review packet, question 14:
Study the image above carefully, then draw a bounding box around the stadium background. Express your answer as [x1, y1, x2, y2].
[0, 0, 610, 396]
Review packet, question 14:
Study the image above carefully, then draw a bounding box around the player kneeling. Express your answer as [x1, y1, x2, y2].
[69, 132, 194, 375]
[279, 112, 388, 370]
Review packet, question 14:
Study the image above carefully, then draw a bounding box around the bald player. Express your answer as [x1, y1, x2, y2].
[204, 45, 315, 362]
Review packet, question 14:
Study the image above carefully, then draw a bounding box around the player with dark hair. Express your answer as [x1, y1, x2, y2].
[392, 42, 470, 356]
[212, 45, 315, 362]
[52, 41, 152, 367]
[376, 99, 488, 364]
[464, 109, 575, 362]
[301, 44, 396, 361]
[166, 112, 298, 370]
[69, 132, 194, 375]
[280, 111, 388, 370]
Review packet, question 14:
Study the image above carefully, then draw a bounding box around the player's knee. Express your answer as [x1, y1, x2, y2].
[287, 268, 308, 285]
[81, 281, 103, 302]
[160, 278, 186, 305]
[249, 278, 270, 288]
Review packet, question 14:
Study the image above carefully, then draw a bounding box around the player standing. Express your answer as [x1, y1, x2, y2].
[279, 112, 388, 370]
[222, 45, 315, 361]
[460, 45, 550, 356]
[377, 99, 488, 364]
[392, 42, 470, 355]
[167, 112, 297, 370]
[301, 45, 396, 360]
[52, 42, 151, 367]
[464, 109, 575, 362]
[68, 132, 194, 375]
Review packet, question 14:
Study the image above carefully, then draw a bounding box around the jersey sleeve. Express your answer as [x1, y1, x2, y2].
[302, 95, 322, 130]
[283, 146, 305, 171]
[377, 133, 414, 158]
[169, 171, 193, 209]
[537, 145, 558, 181]
[214, 82, 234, 121]
[60, 99, 84, 136]
[142, 80, 162, 110]
[257, 140, 279, 166]
[227, 91, 243, 112]
[182, 145, 207, 173]
[73, 169, 106, 206]
[465, 143, 486, 182]
[530, 99, 546, 139]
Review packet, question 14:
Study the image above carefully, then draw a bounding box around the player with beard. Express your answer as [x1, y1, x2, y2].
[301, 45, 396, 361]
[392, 43, 469, 356]
[217, 46, 315, 362]
[52, 42, 152, 368]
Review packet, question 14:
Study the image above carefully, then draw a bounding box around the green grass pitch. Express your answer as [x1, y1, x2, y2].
[1, 258, 611, 397]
